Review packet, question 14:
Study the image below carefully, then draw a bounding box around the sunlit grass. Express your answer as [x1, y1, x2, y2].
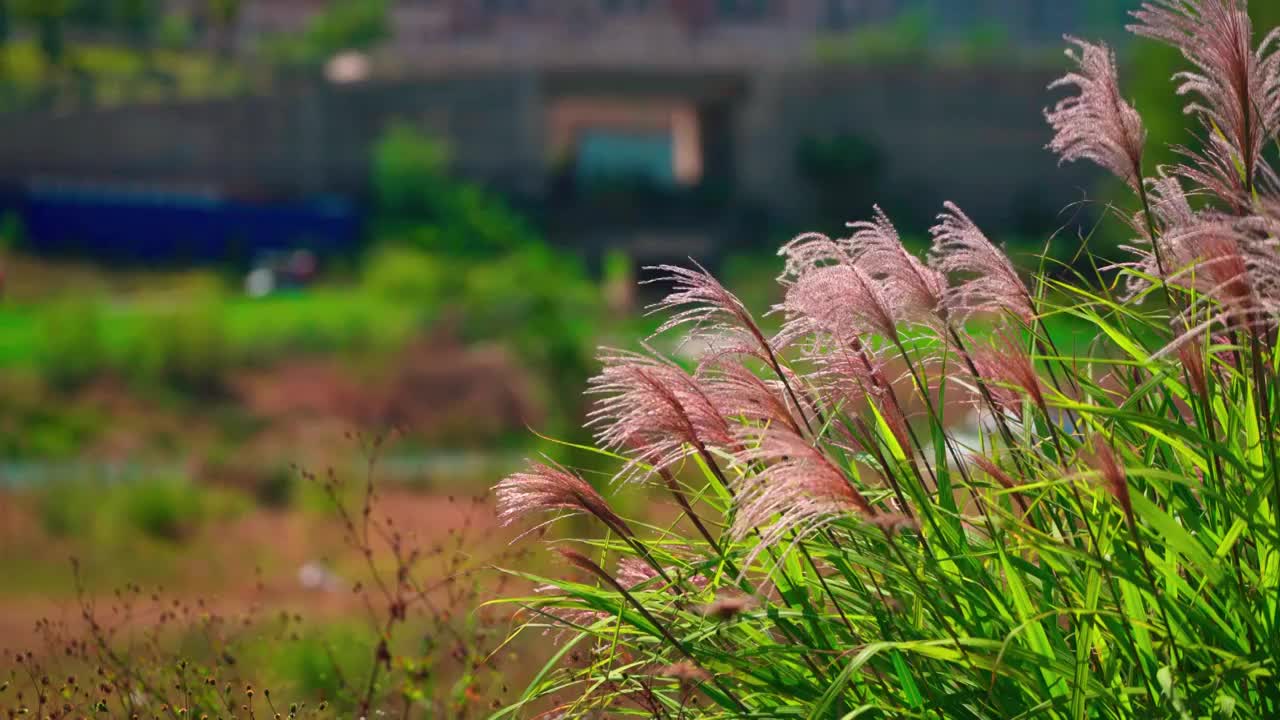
[0, 287, 420, 373]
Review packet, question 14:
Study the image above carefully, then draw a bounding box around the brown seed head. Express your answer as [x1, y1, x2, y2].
[588, 349, 733, 481]
[929, 203, 1035, 324]
[1130, 0, 1280, 203]
[1088, 439, 1133, 520]
[652, 662, 711, 684]
[1046, 37, 1147, 191]
[699, 593, 758, 621]
[494, 461, 632, 537]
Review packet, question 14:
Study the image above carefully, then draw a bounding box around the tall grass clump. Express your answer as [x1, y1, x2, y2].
[492, 3, 1280, 717]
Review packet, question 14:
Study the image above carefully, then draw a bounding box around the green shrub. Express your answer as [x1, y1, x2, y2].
[367, 124, 604, 439]
[21, 408, 101, 459]
[36, 280, 232, 392]
[35, 474, 225, 543]
[131, 284, 228, 391]
[954, 20, 1012, 63]
[155, 11, 193, 50]
[361, 243, 451, 306]
[261, 628, 370, 709]
[460, 244, 599, 431]
[36, 478, 95, 538]
[371, 123, 451, 217]
[115, 476, 205, 542]
[222, 291, 416, 363]
[371, 124, 543, 258]
[269, 0, 387, 67]
[252, 465, 295, 510]
[814, 7, 930, 64]
[795, 133, 886, 231]
[36, 295, 107, 388]
[0, 211, 26, 252]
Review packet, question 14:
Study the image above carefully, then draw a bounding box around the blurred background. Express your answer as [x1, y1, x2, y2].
[2, 0, 1275, 711]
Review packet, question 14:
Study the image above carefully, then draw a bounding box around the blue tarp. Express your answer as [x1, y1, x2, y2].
[12, 186, 362, 263]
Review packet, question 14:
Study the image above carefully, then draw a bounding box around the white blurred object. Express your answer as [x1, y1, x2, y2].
[326, 51, 372, 85]
[298, 562, 344, 592]
[245, 267, 275, 298]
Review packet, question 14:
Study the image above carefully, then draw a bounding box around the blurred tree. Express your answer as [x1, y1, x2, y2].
[306, 0, 388, 55]
[795, 134, 886, 232]
[0, 0, 10, 75]
[206, 0, 241, 58]
[266, 0, 389, 68]
[15, 0, 69, 68]
[156, 11, 195, 50]
[112, 0, 161, 50]
[374, 123, 451, 216]
[814, 6, 931, 64]
[65, 0, 111, 28]
[956, 20, 1011, 64]
[372, 123, 542, 258]
[367, 123, 602, 452]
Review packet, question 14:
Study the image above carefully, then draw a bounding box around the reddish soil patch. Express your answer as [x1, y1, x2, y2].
[0, 488, 518, 657]
[230, 336, 542, 453]
[212, 339, 542, 487]
[0, 491, 38, 542]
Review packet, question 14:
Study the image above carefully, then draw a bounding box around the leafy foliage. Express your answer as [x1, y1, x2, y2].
[369, 125, 604, 441]
[262, 0, 388, 68]
[372, 123, 544, 259]
[795, 134, 887, 232]
[814, 7, 931, 64]
[24, 281, 418, 393]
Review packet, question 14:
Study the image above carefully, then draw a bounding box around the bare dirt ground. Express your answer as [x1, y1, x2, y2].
[0, 488, 519, 658]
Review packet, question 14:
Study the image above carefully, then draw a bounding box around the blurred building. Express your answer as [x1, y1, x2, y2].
[0, 0, 1113, 262]
[0, 61, 1091, 261]
[237, 0, 1099, 67]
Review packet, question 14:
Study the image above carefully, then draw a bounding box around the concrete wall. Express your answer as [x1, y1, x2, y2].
[736, 64, 1093, 231]
[0, 71, 543, 200]
[0, 64, 1095, 236]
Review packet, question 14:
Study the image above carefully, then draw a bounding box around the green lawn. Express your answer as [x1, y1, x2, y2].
[0, 288, 422, 373]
